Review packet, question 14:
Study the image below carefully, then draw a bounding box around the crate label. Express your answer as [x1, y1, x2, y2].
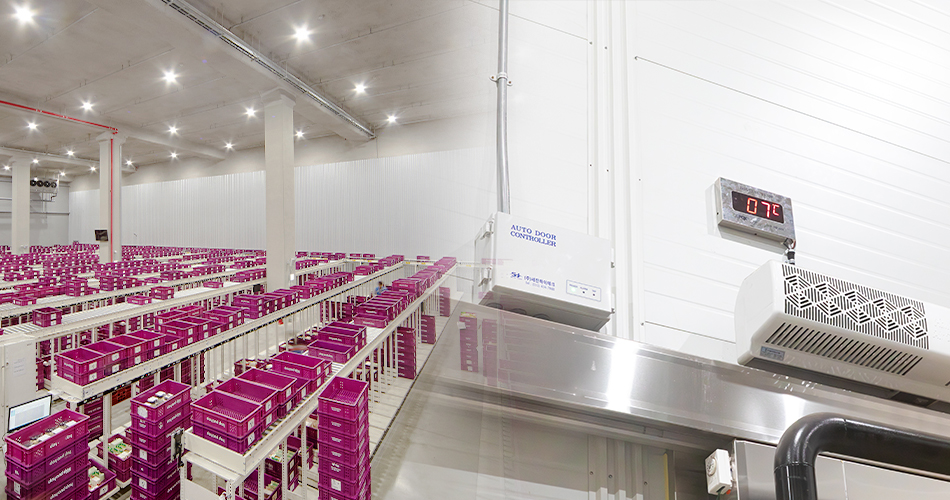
[89, 362, 97, 370]
[90, 372, 98, 381]
[332, 478, 342, 491]
[140, 449, 147, 459]
[111, 354, 119, 362]
[265, 401, 272, 412]
[138, 406, 148, 418]
[248, 434, 254, 445]
[139, 478, 146, 488]
[248, 417, 255, 427]
[100, 485, 107, 495]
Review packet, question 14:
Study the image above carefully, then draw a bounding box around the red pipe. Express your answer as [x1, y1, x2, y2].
[0, 99, 120, 261]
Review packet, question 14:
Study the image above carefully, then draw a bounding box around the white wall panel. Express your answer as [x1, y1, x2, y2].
[626, 1, 950, 362]
[67, 188, 97, 244]
[0, 180, 71, 246]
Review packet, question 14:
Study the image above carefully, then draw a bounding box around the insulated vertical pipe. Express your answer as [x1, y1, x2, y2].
[495, 0, 511, 214]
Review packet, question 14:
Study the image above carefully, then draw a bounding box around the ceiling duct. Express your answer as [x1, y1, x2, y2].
[154, 0, 375, 140]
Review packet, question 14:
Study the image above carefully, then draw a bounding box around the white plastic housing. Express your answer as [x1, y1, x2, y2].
[474, 212, 612, 331]
[736, 261, 950, 402]
[705, 449, 733, 495]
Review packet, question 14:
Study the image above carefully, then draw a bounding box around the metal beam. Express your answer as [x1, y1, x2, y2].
[0, 146, 97, 168]
[123, 127, 226, 160]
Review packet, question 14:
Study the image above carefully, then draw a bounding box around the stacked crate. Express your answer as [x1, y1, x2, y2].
[421, 315, 436, 344]
[396, 326, 416, 379]
[192, 390, 264, 455]
[98, 432, 133, 483]
[459, 315, 478, 373]
[317, 377, 370, 500]
[71, 396, 105, 441]
[482, 319, 498, 382]
[128, 380, 192, 500]
[4, 409, 90, 500]
[439, 287, 451, 316]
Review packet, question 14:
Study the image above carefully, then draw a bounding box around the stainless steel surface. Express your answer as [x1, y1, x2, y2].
[734, 440, 950, 500]
[430, 303, 950, 447]
[495, 0, 510, 214]
[716, 177, 796, 242]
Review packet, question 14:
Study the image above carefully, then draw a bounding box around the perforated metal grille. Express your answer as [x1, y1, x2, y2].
[766, 322, 923, 376]
[782, 265, 928, 350]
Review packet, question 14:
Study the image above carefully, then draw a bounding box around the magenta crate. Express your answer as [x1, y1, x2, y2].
[106, 333, 148, 357]
[318, 456, 368, 483]
[159, 334, 185, 355]
[129, 402, 190, 436]
[307, 340, 355, 364]
[131, 441, 174, 467]
[318, 440, 369, 469]
[270, 351, 326, 380]
[203, 280, 223, 288]
[131, 462, 179, 496]
[318, 470, 368, 498]
[319, 485, 370, 500]
[131, 380, 191, 421]
[126, 295, 152, 305]
[127, 330, 163, 350]
[318, 377, 368, 421]
[4, 410, 89, 467]
[191, 391, 262, 437]
[90, 462, 117, 500]
[154, 310, 185, 326]
[5, 454, 85, 496]
[318, 426, 368, 452]
[317, 327, 365, 348]
[126, 417, 190, 452]
[271, 367, 314, 399]
[192, 422, 262, 454]
[326, 322, 366, 334]
[158, 319, 196, 340]
[85, 341, 125, 366]
[177, 305, 204, 316]
[55, 347, 104, 375]
[4, 440, 86, 485]
[129, 456, 177, 483]
[215, 378, 279, 415]
[237, 368, 296, 405]
[33, 307, 64, 327]
[317, 408, 368, 437]
[351, 314, 387, 329]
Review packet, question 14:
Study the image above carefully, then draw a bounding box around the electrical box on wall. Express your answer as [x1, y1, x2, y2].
[473, 212, 612, 331]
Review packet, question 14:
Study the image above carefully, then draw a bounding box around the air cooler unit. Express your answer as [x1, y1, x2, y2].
[736, 260, 950, 404]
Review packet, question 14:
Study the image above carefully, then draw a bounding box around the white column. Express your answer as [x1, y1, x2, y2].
[263, 88, 297, 291]
[98, 133, 126, 263]
[10, 156, 31, 255]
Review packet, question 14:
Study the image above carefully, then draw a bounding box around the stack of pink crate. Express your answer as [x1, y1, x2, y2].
[129, 381, 192, 500]
[270, 351, 328, 398]
[33, 307, 64, 327]
[4, 409, 90, 500]
[317, 377, 370, 500]
[396, 326, 416, 379]
[421, 315, 436, 344]
[459, 316, 478, 373]
[192, 390, 264, 455]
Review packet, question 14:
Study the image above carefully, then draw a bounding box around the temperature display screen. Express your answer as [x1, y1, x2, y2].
[731, 191, 785, 223]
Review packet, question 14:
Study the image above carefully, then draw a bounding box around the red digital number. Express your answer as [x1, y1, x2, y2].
[772, 204, 781, 219]
[746, 198, 757, 215]
[761, 201, 772, 218]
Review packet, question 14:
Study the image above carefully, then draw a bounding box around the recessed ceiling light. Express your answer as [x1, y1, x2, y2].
[170, 152, 178, 159]
[81, 101, 93, 112]
[90, 166, 96, 172]
[3, 166, 9, 171]
[224, 142, 233, 150]
[13, 5, 33, 24]
[126, 160, 133, 166]
[31, 158, 38, 164]
[295, 130, 304, 139]
[168, 126, 178, 135]
[387, 115, 397, 124]
[245, 107, 256, 117]
[294, 26, 311, 42]
[354, 83, 366, 94]
[163, 70, 177, 83]
[60, 171, 65, 176]
[66, 150, 74, 156]
[26, 122, 37, 130]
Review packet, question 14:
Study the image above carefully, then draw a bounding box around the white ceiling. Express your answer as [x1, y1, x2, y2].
[0, 0, 496, 175]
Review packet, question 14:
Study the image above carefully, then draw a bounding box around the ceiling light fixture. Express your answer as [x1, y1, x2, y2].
[81, 101, 93, 112]
[224, 142, 233, 150]
[66, 150, 74, 156]
[3, 166, 9, 171]
[354, 83, 366, 94]
[295, 130, 304, 139]
[126, 160, 133, 166]
[168, 126, 178, 135]
[170, 152, 178, 159]
[387, 115, 397, 124]
[31, 158, 38, 164]
[60, 171, 65, 176]
[245, 107, 256, 117]
[90, 166, 96, 172]
[163, 70, 177, 83]
[26, 122, 37, 130]
[13, 5, 33, 24]
[294, 26, 311, 42]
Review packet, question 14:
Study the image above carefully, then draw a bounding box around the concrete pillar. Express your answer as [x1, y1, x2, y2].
[10, 156, 31, 255]
[98, 132, 125, 263]
[263, 88, 297, 291]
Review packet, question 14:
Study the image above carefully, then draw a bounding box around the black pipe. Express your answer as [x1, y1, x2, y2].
[774, 413, 950, 500]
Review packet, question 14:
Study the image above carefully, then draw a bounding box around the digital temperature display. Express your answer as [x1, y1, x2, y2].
[731, 191, 785, 223]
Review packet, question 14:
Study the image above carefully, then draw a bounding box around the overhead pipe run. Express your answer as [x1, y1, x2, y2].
[492, 0, 512, 214]
[774, 413, 950, 500]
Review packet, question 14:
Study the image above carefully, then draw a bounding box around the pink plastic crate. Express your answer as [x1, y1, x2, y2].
[5, 409, 90, 467]
[203, 280, 223, 288]
[131, 441, 174, 467]
[55, 348, 105, 375]
[4, 440, 86, 485]
[318, 377, 368, 421]
[270, 351, 326, 380]
[192, 391, 262, 437]
[318, 426, 368, 452]
[89, 460, 117, 500]
[318, 455, 368, 483]
[127, 329, 163, 350]
[85, 341, 124, 366]
[307, 340, 355, 363]
[318, 470, 368, 498]
[215, 378, 279, 415]
[319, 485, 370, 500]
[154, 310, 185, 326]
[159, 334, 185, 355]
[126, 295, 152, 305]
[318, 440, 369, 469]
[237, 368, 295, 405]
[318, 409, 368, 436]
[130, 380, 191, 421]
[126, 416, 190, 452]
[107, 334, 146, 358]
[129, 402, 190, 436]
[33, 306, 64, 327]
[5, 454, 85, 496]
[131, 462, 179, 496]
[130, 457, 177, 482]
[192, 422, 262, 454]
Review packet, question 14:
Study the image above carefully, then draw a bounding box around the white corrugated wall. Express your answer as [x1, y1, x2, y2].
[69, 148, 493, 258]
